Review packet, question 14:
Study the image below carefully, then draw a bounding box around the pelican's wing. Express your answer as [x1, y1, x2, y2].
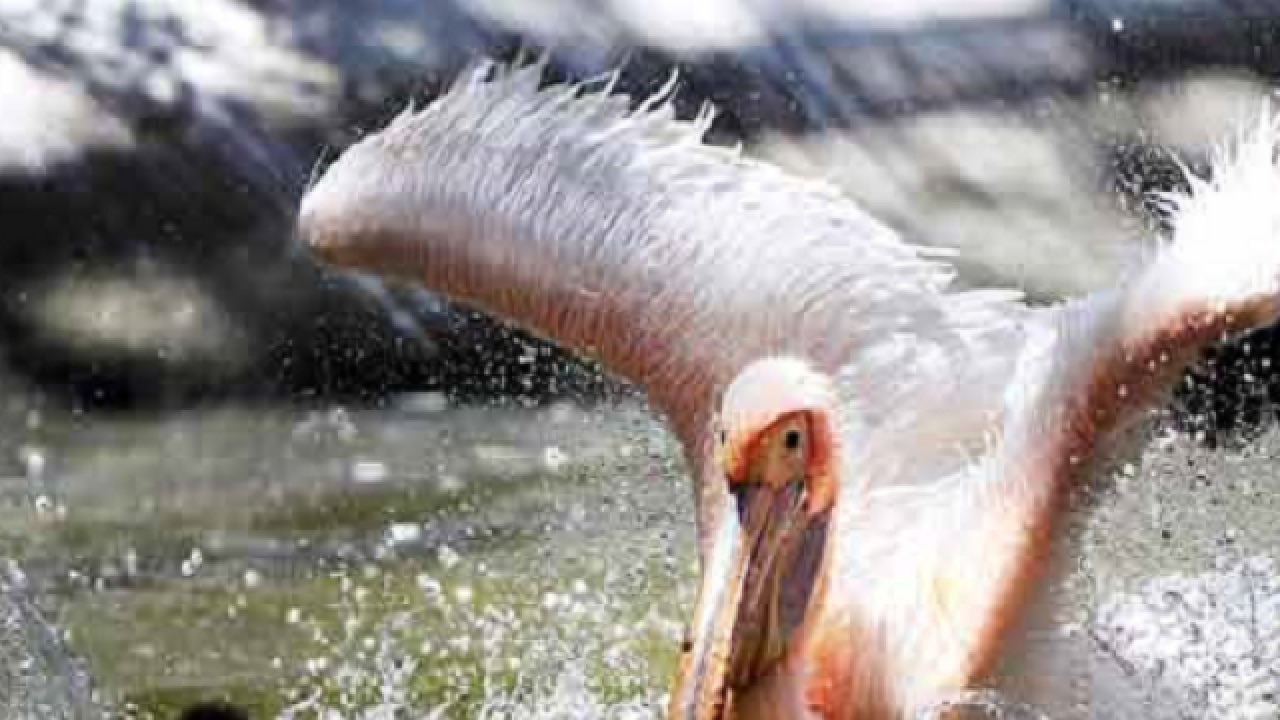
[301, 59, 1030, 437]
[830, 111, 1280, 714]
[1000, 111, 1280, 518]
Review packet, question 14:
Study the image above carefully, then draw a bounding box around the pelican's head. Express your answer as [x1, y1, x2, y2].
[672, 357, 840, 718]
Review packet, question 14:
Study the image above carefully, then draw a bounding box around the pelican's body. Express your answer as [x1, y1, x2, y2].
[299, 61, 1280, 718]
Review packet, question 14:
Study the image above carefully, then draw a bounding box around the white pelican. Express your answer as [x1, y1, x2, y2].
[298, 61, 1280, 719]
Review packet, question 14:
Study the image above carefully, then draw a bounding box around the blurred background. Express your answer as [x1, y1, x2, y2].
[0, 1, 1278, 718]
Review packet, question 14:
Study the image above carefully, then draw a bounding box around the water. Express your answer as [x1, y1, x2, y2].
[1, 561, 96, 719]
[0, 396, 695, 718]
[0, 395, 1277, 719]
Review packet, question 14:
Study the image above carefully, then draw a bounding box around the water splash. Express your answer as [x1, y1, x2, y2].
[0, 560, 98, 720]
[1094, 556, 1280, 720]
[273, 563, 674, 720]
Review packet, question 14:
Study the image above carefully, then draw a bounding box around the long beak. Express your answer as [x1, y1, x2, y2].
[669, 481, 820, 720]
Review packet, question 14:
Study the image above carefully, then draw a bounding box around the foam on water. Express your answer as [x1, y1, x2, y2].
[1094, 556, 1280, 720]
[1, 561, 98, 720]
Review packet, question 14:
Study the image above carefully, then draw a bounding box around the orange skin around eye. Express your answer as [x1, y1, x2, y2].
[717, 359, 840, 516]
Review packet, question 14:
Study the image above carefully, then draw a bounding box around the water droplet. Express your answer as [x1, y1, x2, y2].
[352, 460, 389, 484]
[33, 495, 54, 517]
[437, 544, 461, 569]
[387, 522, 422, 545]
[19, 446, 46, 478]
[543, 446, 569, 472]
[417, 574, 442, 603]
[180, 548, 204, 577]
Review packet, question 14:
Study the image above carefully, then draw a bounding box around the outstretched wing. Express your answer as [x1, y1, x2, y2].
[827, 110, 1280, 715]
[298, 59, 1032, 547]
[999, 111, 1280, 525]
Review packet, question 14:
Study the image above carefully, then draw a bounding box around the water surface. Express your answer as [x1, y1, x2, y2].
[1, 395, 1276, 719]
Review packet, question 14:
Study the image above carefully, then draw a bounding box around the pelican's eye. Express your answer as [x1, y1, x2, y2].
[784, 429, 801, 451]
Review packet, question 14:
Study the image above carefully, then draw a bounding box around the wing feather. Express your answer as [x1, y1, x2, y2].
[301, 57, 1030, 463]
[299, 59, 1033, 557]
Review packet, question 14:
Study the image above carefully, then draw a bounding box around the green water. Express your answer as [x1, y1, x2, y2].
[0, 397, 698, 718]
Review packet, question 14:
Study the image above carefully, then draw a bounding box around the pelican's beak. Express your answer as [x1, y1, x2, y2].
[670, 478, 829, 719]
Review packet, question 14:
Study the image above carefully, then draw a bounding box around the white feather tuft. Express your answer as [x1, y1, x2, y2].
[1151, 104, 1280, 317]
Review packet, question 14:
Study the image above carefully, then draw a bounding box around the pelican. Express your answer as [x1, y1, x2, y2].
[297, 60, 1280, 718]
